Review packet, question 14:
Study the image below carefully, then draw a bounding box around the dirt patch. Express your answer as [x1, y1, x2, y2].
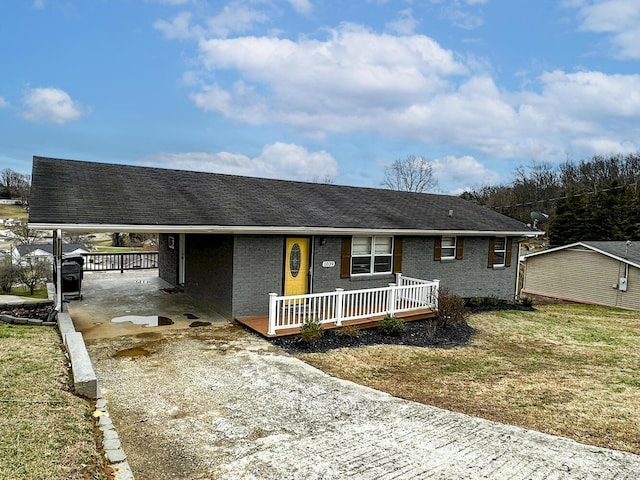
[189, 321, 211, 328]
[114, 346, 151, 358]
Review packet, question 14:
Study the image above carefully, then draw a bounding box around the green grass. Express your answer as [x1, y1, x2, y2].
[0, 285, 49, 299]
[0, 324, 106, 479]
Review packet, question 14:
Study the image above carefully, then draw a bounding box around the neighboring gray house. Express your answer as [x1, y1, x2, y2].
[522, 241, 640, 310]
[12, 242, 89, 266]
[28, 156, 538, 321]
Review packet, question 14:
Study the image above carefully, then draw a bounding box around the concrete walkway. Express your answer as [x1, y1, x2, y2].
[74, 272, 640, 479]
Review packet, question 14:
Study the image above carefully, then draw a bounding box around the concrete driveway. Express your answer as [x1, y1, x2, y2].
[72, 273, 640, 479]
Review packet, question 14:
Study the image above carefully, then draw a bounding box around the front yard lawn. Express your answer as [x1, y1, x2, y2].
[0, 324, 106, 479]
[298, 304, 640, 455]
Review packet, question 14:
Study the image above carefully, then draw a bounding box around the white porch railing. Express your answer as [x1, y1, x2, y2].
[267, 274, 439, 336]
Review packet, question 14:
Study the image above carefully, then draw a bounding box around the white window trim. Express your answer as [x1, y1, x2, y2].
[441, 236, 457, 260]
[493, 236, 507, 267]
[351, 236, 394, 276]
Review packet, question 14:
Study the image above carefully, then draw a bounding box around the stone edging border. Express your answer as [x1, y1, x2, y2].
[57, 309, 135, 480]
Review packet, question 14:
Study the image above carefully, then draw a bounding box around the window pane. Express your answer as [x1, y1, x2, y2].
[494, 237, 506, 250]
[441, 247, 455, 258]
[374, 236, 392, 254]
[493, 252, 505, 266]
[373, 256, 392, 273]
[442, 236, 456, 248]
[351, 256, 371, 274]
[352, 237, 371, 255]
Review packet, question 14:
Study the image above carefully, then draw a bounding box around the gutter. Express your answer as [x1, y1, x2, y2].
[28, 223, 542, 237]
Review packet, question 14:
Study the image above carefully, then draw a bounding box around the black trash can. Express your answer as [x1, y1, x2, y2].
[61, 256, 84, 300]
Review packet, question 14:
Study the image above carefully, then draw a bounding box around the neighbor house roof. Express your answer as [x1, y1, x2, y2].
[29, 156, 538, 236]
[15, 243, 89, 257]
[524, 241, 640, 269]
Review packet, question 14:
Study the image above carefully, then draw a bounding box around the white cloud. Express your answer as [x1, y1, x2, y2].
[386, 8, 418, 35]
[21, 87, 85, 124]
[155, 5, 640, 170]
[0, 97, 9, 109]
[183, 21, 640, 162]
[140, 142, 338, 181]
[571, 0, 640, 58]
[431, 0, 486, 30]
[33, 0, 44, 9]
[154, 12, 199, 39]
[193, 24, 466, 128]
[288, 0, 313, 16]
[155, 4, 269, 39]
[432, 155, 501, 194]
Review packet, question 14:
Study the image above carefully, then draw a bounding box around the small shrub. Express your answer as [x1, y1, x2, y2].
[425, 320, 438, 340]
[380, 314, 406, 336]
[338, 325, 360, 338]
[437, 288, 468, 327]
[487, 295, 500, 307]
[469, 296, 484, 308]
[299, 318, 323, 343]
[519, 296, 533, 307]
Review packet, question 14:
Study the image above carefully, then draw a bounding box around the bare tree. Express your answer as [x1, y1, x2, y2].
[0, 169, 30, 202]
[382, 155, 438, 193]
[15, 259, 51, 295]
[9, 224, 45, 246]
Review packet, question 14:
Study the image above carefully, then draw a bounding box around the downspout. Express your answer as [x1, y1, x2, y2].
[515, 239, 523, 301]
[55, 229, 63, 311]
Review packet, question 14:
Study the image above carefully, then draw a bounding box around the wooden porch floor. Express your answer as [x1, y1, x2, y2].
[236, 308, 436, 338]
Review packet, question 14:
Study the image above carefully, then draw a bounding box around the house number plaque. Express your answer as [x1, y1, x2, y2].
[322, 261, 336, 268]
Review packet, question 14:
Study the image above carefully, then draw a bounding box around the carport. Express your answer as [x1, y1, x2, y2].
[65, 270, 227, 340]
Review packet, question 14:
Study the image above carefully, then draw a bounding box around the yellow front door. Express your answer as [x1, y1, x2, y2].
[284, 238, 310, 296]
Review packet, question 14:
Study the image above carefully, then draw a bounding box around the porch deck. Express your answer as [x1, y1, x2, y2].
[236, 307, 436, 338]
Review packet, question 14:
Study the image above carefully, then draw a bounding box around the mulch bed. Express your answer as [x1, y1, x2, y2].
[268, 302, 534, 354]
[270, 319, 475, 354]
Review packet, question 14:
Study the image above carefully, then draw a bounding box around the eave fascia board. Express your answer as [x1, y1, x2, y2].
[28, 222, 541, 237]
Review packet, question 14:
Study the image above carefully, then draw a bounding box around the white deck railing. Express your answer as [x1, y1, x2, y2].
[267, 274, 439, 336]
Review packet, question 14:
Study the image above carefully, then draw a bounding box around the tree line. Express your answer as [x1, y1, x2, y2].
[460, 154, 640, 246]
[1, 168, 30, 203]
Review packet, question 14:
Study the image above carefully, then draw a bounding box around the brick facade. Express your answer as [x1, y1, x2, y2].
[232, 236, 284, 318]
[184, 234, 234, 318]
[159, 233, 520, 319]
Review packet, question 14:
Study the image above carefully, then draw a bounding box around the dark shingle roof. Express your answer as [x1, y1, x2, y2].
[29, 156, 533, 234]
[582, 241, 640, 266]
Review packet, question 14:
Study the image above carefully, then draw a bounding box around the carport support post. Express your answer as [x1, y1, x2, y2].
[55, 229, 63, 311]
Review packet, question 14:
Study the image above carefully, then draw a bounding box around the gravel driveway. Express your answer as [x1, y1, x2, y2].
[86, 324, 640, 480]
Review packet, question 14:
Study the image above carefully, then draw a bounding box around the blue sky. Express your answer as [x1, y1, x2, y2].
[1, 0, 640, 194]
